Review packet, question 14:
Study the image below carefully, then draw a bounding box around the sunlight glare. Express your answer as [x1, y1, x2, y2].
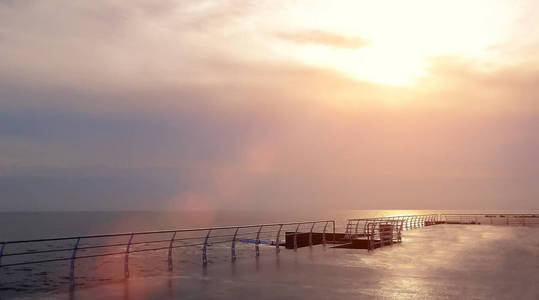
[276, 0, 516, 86]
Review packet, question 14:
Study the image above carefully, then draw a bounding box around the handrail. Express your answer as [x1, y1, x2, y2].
[5, 212, 535, 291]
[440, 214, 538, 225]
[1, 220, 335, 245]
[365, 220, 404, 250]
[347, 214, 439, 222]
[0, 220, 335, 287]
[345, 214, 438, 238]
[441, 213, 537, 216]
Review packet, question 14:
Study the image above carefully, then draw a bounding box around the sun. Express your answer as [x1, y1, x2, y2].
[293, 45, 428, 86]
[269, 0, 516, 86]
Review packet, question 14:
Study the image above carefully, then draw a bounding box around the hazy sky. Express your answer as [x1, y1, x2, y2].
[1, 0, 538, 210]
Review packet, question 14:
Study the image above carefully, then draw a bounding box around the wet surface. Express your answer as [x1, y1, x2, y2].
[25, 224, 539, 300]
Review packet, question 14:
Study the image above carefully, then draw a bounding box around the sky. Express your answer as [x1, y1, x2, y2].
[0, 0, 538, 211]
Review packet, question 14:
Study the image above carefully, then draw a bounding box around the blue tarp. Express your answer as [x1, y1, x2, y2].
[237, 239, 275, 245]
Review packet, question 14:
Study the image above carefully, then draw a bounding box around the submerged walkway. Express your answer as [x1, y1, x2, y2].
[1, 214, 538, 299]
[58, 224, 539, 299]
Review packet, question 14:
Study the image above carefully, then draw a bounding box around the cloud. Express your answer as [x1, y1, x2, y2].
[420, 56, 539, 113]
[2, 56, 539, 209]
[0, 1, 538, 210]
[275, 30, 369, 49]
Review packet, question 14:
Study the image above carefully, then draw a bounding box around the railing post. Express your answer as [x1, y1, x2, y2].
[293, 224, 300, 251]
[124, 234, 134, 278]
[397, 220, 404, 243]
[202, 229, 212, 265]
[363, 220, 369, 236]
[0, 242, 5, 268]
[70, 237, 81, 286]
[231, 227, 240, 261]
[275, 224, 283, 254]
[379, 221, 384, 248]
[403, 217, 407, 230]
[168, 232, 176, 272]
[367, 223, 371, 250]
[368, 223, 374, 251]
[322, 222, 328, 245]
[332, 221, 336, 244]
[309, 222, 315, 247]
[255, 225, 263, 256]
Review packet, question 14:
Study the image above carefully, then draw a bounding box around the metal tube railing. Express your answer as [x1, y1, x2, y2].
[167, 231, 176, 271]
[255, 225, 263, 256]
[6, 213, 534, 290]
[69, 238, 80, 285]
[0, 220, 334, 286]
[124, 233, 134, 278]
[440, 214, 538, 225]
[364, 219, 404, 250]
[344, 214, 438, 238]
[275, 224, 283, 254]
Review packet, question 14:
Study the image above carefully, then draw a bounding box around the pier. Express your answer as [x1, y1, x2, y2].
[0, 213, 538, 298]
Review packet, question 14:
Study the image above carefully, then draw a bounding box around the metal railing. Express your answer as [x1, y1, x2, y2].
[0, 220, 335, 286]
[344, 214, 438, 239]
[440, 214, 539, 225]
[365, 220, 404, 250]
[3, 212, 537, 291]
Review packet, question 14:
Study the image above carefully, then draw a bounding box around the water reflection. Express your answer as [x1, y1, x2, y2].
[35, 224, 539, 299]
[167, 276, 173, 299]
[123, 280, 129, 300]
[255, 256, 260, 272]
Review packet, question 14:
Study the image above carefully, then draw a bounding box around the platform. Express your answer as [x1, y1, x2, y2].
[47, 224, 539, 300]
[2, 214, 538, 299]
